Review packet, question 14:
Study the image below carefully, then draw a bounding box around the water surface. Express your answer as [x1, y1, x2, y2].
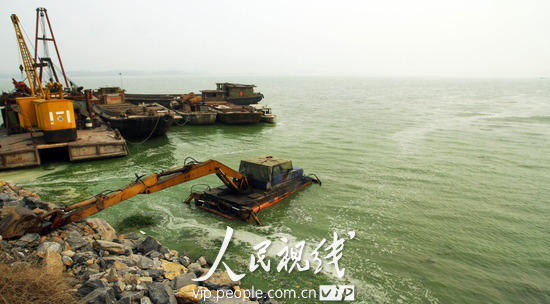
[1, 76, 549, 303]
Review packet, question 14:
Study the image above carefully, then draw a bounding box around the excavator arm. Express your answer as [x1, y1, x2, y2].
[1, 159, 249, 238]
[145, 159, 248, 194]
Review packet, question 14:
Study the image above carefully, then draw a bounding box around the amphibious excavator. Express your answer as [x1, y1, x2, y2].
[0, 156, 321, 239]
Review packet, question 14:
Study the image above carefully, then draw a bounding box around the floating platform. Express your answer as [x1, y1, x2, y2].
[0, 128, 127, 170]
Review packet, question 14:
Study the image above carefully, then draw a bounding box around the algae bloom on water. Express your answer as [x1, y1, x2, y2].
[115, 214, 158, 233]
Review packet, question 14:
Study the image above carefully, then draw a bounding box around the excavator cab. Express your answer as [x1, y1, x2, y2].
[238, 156, 299, 190]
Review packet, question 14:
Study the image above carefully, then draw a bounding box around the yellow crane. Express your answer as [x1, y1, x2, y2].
[10, 13, 77, 143]
[11, 14, 44, 97]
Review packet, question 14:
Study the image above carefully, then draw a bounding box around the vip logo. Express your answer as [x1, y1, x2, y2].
[319, 285, 355, 301]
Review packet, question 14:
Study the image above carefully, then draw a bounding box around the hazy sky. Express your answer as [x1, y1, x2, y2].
[1, 0, 550, 77]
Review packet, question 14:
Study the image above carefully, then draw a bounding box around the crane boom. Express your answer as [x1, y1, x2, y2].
[11, 14, 44, 97]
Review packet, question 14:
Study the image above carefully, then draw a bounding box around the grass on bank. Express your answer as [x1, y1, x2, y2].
[114, 214, 159, 233]
[0, 262, 78, 304]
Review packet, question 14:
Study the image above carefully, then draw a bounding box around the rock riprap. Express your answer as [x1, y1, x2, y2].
[0, 181, 280, 304]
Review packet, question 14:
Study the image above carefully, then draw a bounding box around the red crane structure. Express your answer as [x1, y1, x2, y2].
[34, 7, 69, 88]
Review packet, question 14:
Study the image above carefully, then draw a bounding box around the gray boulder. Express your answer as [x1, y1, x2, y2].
[187, 262, 205, 277]
[23, 196, 45, 209]
[115, 237, 138, 251]
[124, 232, 141, 240]
[136, 255, 156, 269]
[93, 240, 132, 255]
[170, 272, 197, 290]
[66, 231, 89, 251]
[0, 193, 15, 202]
[138, 235, 162, 254]
[3, 199, 26, 208]
[99, 255, 135, 270]
[74, 251, 98, 265]
[117, 291, 146, 304]
[86, 218, 117, 242]
[81, 287, 116, 304]
[148, 282, 177, 304]
[196, 255, 212, 267]
[78, 278, 111, 297]
[18, 233, 41, 246]
[159, 246, 171, 255]
[199, 297, 259, 304]
[140, 297, 153, 304]
[143, 268, 164, 280]
[203, 271, 240, 290]
[178, 255, 191, 267]
[0, 240, 12, 251]
[36, 241, 63, 255]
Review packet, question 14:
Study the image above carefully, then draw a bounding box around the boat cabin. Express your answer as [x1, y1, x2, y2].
[201, 83, 263, 105]
[216, 83, 258, 98]
[95, 87, 125, 104]
[248, 104, 273, 115]
[200, 90, 226, 102]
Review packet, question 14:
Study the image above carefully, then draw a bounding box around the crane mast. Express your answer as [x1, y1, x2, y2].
[34, 7, 69, 88]
[10, 14, 44, 97]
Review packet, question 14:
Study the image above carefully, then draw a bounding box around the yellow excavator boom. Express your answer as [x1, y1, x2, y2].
[0, 159, 249, 238]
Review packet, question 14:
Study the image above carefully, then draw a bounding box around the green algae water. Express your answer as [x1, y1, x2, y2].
[1, 76, 549, 303]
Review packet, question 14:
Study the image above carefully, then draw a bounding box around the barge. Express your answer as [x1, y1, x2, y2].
[171, 93, 217, 125]
[176, 111, 217, 125]
[201, 83, 264, 105]
[208, 102, 262, 124]
[93, 87, 173, 140]
[247, 104, 276, 123]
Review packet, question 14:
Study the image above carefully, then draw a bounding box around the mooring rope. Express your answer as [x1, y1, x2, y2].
[124, 115, 161, 145]
[172, 111, 191, 127]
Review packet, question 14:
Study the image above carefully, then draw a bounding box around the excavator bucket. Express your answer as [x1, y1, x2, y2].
[0, 206, 42, 239]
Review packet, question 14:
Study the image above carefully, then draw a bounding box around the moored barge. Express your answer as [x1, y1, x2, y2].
[93, 87, 173, 140]
[208, 102, 262, 124]
[201, 83, 264, 106]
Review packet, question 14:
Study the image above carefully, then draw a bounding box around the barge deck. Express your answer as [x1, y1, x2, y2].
[0, 128, 127, 170]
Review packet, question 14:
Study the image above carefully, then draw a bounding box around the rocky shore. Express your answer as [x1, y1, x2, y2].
[0, 181, 278, 304]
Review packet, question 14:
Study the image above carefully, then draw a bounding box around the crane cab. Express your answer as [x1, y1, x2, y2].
[15, 95, 77, 143]
[33, 98, 77, 142]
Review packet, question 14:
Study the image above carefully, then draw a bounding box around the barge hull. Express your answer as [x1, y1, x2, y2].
[226, 95, 264, 105]
[177, 112, 217, 125]
[93, 104, 173, 139]
[215, 112, 261, 124]
[99, 115, 173, 139]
